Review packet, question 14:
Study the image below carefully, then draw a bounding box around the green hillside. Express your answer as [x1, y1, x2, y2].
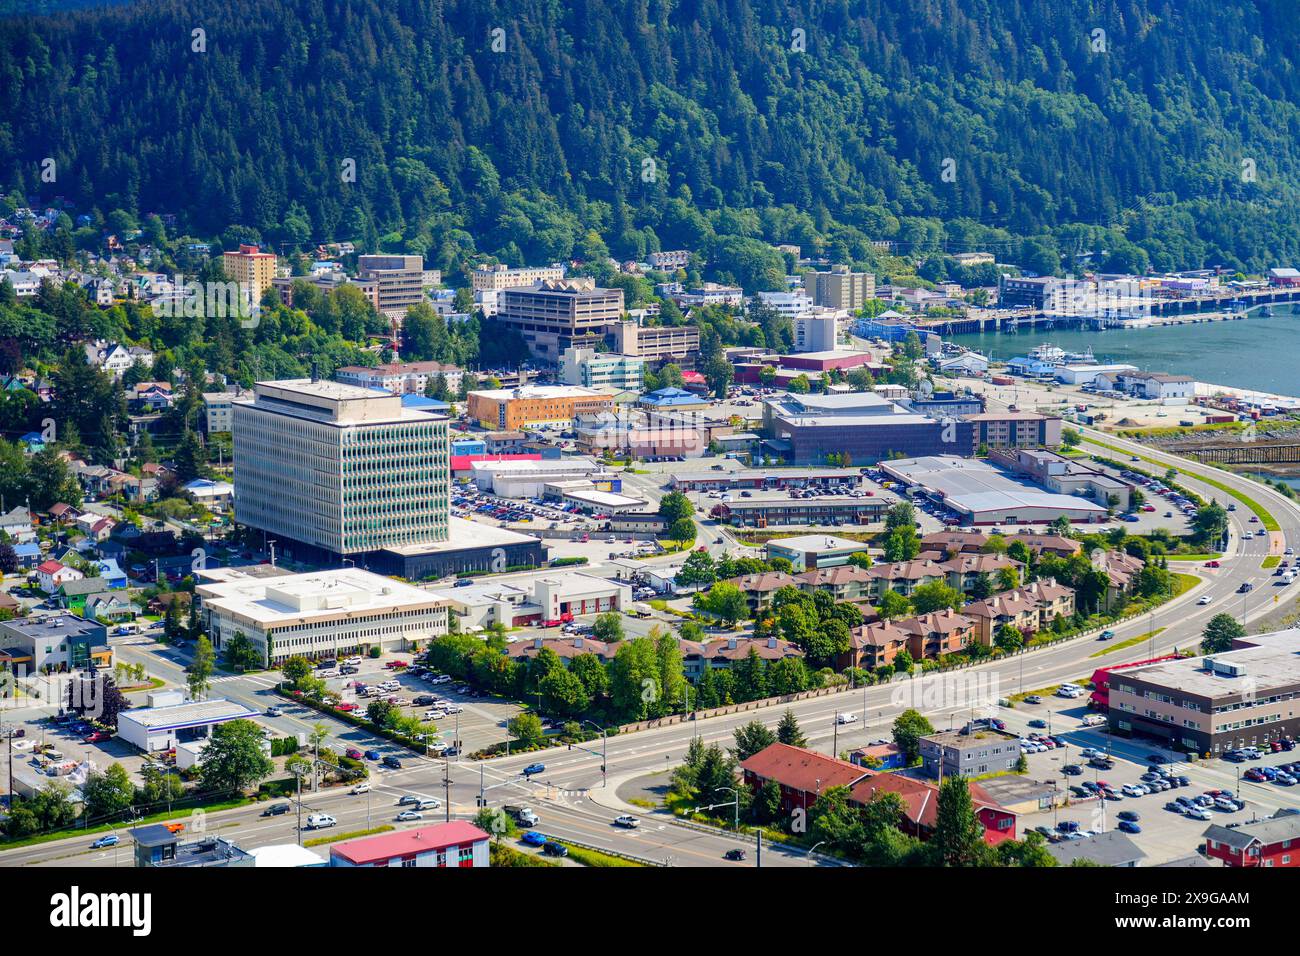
[4, 0, 1300, 280]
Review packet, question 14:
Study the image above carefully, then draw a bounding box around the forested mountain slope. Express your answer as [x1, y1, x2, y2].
[4, 0, 1300, 279]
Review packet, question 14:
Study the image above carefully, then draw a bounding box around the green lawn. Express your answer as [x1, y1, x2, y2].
[1164, 553, 1221, 562]
[303, 824, 393, 848]
[1263, 556, 1282, 569]
[1085, 437, 1281, 531]
[1089, 627, 1167, 658]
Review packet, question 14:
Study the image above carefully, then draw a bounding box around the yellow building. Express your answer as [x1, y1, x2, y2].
[466, 385, 613, 430]
[221, 244, 278, 301]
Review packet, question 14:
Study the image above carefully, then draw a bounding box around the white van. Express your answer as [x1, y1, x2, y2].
[836, 712, 857, 725]
[306, 813, 336, 829]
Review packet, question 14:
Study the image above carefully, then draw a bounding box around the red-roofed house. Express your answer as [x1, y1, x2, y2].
[328, 822, 490, 867]
[36, 560, 83, 593]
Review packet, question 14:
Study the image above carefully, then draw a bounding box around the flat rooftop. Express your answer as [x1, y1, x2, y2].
[1119, 630, 1300, 697]
[382, 517, 543, 556]
[882, 456, 1107, 517]
[0, 613, 103, 641]
[766, 534, 872, 552]
[468, 385, 605, 401]
[196, 567, 445, 625]
[120, 697, 258, 730]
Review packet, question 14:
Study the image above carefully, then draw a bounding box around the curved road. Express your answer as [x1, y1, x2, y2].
[7, 430, 1300, 868]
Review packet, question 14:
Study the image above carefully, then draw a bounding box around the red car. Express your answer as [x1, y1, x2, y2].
[1204, 560, 1221, 568]
[385, 660, 409, 669]
[83, 731, 110, 743]
[336, 702, 359, 713]
[345, 747, 363, 759]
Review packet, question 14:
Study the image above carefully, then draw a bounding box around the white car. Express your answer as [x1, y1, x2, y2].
[1121, 784, 1145, 797]
[350, 783, 370, 794]
[430, 675, 452, 685]
[424, 710, 447, 721]
[396, 810, 424, 821]
[1197, 595, 1213, 605]
[613, 815, 640, 828]
[305, 814, 336, 829]
[836, 712, 857, 725]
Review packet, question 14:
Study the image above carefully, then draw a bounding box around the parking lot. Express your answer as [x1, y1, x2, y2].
[313, 654, 525, 756]
[997, 693, 1300, 863]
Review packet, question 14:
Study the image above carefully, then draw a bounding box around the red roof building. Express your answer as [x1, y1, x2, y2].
[739, 742, 1016, 845]
[329, 822, 491, 868]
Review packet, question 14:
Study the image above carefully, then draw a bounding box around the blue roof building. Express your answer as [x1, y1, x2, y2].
[638, 387, 711, 410]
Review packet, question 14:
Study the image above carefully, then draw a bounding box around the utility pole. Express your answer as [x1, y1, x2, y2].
[832, 711, 839, 758]
[443, 756, 451, 823]
[295, 771, 303, 846]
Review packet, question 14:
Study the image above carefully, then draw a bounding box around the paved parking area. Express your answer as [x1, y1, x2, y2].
[997, 699, 1300, 863]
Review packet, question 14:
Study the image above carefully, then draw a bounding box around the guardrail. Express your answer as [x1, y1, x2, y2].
[555, 835, 666, 867]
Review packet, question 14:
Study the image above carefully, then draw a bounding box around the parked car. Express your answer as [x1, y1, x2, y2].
[383, 755, 403, 770]
[520, 831, 547, 847]
[364, 749, 382, 761]
[1023, 695, 1043, 704]
[1118, 820, 1142, 834]
[541, 841, 568, 857]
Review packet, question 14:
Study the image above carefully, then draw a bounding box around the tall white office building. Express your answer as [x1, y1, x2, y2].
[232, 379, 449, 559]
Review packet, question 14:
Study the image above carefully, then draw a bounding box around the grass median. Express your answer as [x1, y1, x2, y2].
[1089, 627, 1167, 658]
[1084, 436, 1281, 531]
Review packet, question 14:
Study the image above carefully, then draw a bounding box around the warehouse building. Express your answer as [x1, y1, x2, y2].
[880, 455, 1109, 525]
[118, 694, 260, 752]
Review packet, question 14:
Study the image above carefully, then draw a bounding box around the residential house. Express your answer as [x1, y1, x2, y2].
[842, 608, 977, 669]
[83, 591, 136, 624]
[74, 512, 116, 542]
[1203, 816, 1300, 868]
[724, 571, 801, 615]
[963, 579, 1076, 645]
[794, 564, 874, 602]
[863, 558, 950, 599]
[13, 542, 42, 569]
[0, 506, 36, 544]
[1098, 550, 1146, 608]
[504, 635, 614, 664]
[35, 560, 83, 593]
[685, 635, 804, 680]
[943, 552, 1023, 595]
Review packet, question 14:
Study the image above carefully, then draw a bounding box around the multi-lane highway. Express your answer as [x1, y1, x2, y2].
[5, 429, 1299, 868]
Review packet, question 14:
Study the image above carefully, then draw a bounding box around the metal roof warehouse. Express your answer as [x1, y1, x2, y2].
[880, 455, 1108, 525]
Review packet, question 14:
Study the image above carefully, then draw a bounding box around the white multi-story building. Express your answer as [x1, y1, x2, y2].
[232, 379, 449, 559]
[196, 567, 451, 665]
[756, 290, 814, 318]
[559, 347, 644, 391]
[470, 262, 566, 292]
[335, 361, 465, 396]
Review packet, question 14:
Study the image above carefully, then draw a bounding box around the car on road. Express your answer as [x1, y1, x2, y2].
[350, 783, 370, 794]
[520, 831, 547, 847]
[724, 848, 747, 861]
[305, 814, 336, 829]
[396, 810, 424, 821]
[1197, 595, 1213, 605]
[1027, 719, 1047, 729]
[383, 755, 403, 770]
[265, 706, 283, 717]
[344, 748, 363, 760]
[1204, 560, 1221, 568]
[261, 802, 291, 817]
[614, 815, 639, 828]
[522, 762, 546, 777]
[90, 834, 120, 848]
[1062, 764, 1082, 775]
[364, 749, 382, 760]
[836, 712, 857, 724]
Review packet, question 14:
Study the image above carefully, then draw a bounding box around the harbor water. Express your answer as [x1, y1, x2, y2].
[947, 307, 1300, 397]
